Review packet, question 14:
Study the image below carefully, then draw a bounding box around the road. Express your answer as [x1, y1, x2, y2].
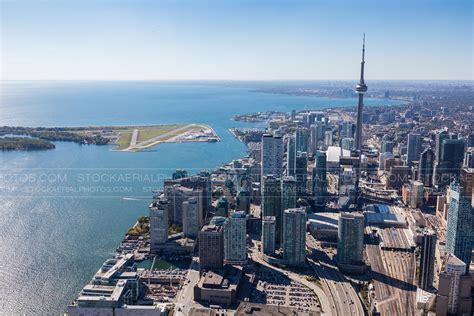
[248, 246, 333, 315]
[306, 234, 365, 316]
[174, 257, 200, 316]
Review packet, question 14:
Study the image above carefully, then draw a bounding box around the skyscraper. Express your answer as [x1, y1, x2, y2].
[281, 176, 297, 212]
[313, 150, 327, 206]
[223, 211, 247, 265]
[460, 167, 474, 206]
[464, 148, 474, 168]
[435, 138, 465, 188]
[435, 130, 449, 162]
[295, 151, 308, 197]
[469, 133, 474, 148]
[336, 212, 364, 265]
[445, 181, 473, 271]
[406, 133, 422, 166]
[261, 216, 276, 256]
[418, 229, 436, 290]
[354, 34, 367, 152]
[418, 148, 434, 187]
[295, 127, 309, 153]
[182, 197, 200, 238]
[216, 196, 229, 217]
[436, 254, 472, 315]
[409, 180, 424, 209]
[282, 208, 307, 266]
[199, 224, 224, 270]
[149, 198, 170, 253]
[340, 121, 354, 139]
[236, 188, 251, 213]
[164, 174, 211, 220]
[341, 137, 355, 151]
[324, 130, 333, 147]
[310, 123, 322, 154]
[164, 184, 204, 225]
[261, 175, 282, 243]
[286, 134, 297, 177]
[381, 140, 394, 154]
[261, 133, 284, 178]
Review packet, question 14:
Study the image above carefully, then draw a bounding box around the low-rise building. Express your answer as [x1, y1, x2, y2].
[193, 265, 243, 306]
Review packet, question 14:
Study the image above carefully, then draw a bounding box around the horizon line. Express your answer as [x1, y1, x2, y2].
[2, 78, 473, 82]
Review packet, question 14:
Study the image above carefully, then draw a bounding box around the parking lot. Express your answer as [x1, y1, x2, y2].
[250, 268, 319, 313]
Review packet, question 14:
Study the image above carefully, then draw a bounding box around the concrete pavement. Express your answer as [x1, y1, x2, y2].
[306, 234, 365, 316]
[174, 257, 200, 316]
[249, 247, 333, 315]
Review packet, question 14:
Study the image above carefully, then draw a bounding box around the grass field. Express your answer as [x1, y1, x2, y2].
[115, 131, 133, 150]
[155, 125, 202, 142]
[136, 124, 183, 142]
[113, 124, 187, 150]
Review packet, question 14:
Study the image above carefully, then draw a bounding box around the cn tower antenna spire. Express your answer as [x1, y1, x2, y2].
[362, 33, 365, 62]
[355, 33, 367, 152]
[360, 33, 366, 85]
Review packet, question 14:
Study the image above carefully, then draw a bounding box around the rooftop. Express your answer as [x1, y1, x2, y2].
[201, 224, 223, 232]
[307, 212, 339, 231]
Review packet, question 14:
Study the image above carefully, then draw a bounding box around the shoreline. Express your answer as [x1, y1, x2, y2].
[111, 123, 220, 152]
[0, 123, 220, 153]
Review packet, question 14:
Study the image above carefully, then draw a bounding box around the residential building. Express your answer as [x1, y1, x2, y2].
[336, 212, 364, 265]
[261, 175, 282, 243]
[182, 197, 200, 238]
[445, 181, 473, 270]
[295, 127, 310, 153]
[324, 130, 333, 147]
[381, 140, 394, 154]
[436, 254, 472, 315]
[418, 229, 436, 290]
[341, 137, 355, 151]
[281, 176, 297, 212]
[262, 216, 276, 256]
[223, 211, 247, 265]
[406, 133, 422, 166]
[418, 148, 434, 187]
[149, 198, 169, 253]
[409, 180, 424, 209]
[261, 133, 284, 178]
[199, 224, 224, 270]
[282, 208, 306, 266]
[313, 150, 327, 206]
[295, 151, 308, 197]
[286, 134, 297, 177]
[460, 167, 474, 206]
[434, 138, 465, 188]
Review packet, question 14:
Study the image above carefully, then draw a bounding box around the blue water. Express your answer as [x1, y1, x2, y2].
[0, 81, 401, 314]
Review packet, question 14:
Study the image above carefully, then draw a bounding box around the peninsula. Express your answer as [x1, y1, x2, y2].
[0, 137, 55, 151]
[0, 124, 219, 152]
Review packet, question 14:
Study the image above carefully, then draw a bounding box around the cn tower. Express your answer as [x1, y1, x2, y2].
[354, 34, 367, 152]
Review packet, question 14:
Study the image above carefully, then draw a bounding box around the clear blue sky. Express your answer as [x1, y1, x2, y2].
[1, 0, 472, 80]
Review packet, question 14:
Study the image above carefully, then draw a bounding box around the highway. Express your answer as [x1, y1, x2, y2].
[306, 234, 365, 316]
[248, 245, 333, 315]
